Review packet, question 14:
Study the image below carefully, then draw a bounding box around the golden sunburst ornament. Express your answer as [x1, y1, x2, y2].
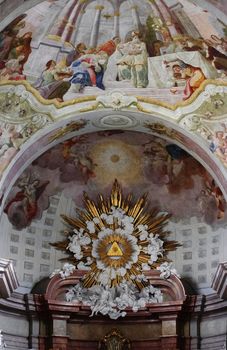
[52, 180, 180, 291]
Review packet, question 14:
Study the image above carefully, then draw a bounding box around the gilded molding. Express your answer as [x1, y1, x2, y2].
[137, 80, 227, 111]
[0, 80, 97, 109]
[0, 79, 226, 112]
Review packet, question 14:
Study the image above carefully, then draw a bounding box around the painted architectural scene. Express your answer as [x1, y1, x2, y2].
[0, 0, 226, 103]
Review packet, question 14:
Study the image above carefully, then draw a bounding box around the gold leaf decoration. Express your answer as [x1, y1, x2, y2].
[51, 180, 181, 290]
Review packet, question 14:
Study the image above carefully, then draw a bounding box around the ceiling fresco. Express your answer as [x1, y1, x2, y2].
[3, 130, 226, 231]
[0, 0, 226, 104]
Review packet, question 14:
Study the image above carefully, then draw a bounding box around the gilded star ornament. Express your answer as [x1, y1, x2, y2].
[52, 180, 180, 290]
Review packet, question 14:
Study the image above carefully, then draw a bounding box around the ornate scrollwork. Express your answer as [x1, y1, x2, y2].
[96, 91, 137, 110]
[98, 329, 131, 350]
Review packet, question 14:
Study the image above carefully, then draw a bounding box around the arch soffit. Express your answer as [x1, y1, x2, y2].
[0, 103, 226, 216]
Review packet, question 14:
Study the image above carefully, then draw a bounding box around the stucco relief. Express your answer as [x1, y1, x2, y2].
[0, 83, 226, 191]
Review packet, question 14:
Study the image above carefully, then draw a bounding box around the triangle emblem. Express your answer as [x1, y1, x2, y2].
[107, 241, 123, 257]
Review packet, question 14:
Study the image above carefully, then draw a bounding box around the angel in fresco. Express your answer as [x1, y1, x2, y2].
[62, 136, 88, 158]
[197, 175, 225, 220]
[72, 153, 96, 184]
[209, 126, 227, 153]
[0, 124, 24, 176]
[209, 124, 227, 166]
[143, 140, 175, 184]
[143, 140, 197, 193]
[62, 137, 96, 184]
[4, 174, 49, 229]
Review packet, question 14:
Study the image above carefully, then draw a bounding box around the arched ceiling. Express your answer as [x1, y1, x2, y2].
[3, 128, 225, 230]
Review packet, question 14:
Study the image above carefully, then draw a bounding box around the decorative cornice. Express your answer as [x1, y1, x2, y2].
[95, 5, 104, 11]
[45, 270, 186, 303]
[0, 79, 226, 112]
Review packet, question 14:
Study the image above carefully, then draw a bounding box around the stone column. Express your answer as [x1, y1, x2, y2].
[49, 0, 79, 38]
[89, 5, 104, 48]
[170, 2, 201, 39]
[154, 0, 180, 38]
[71, 7, 86, 45]
[62, 2, 84, 44]
[131, 5, 141, 31]
[148, 0, 165, 41]
[149, 0, 161, 17]
[114, 11, 120, 37]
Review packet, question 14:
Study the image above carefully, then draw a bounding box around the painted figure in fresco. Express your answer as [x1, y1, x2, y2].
[209, 127, 227, 153]
[209, 124, 227, 166]
[66, 42, 87, 67]
[62, 138, 96, 184]
[96, 36, 120, 57]
[69, 37, 120, 92]
[0, 30, 15, 63]
[0, 54, 26, 80]
[0, 15, 32, 81]
[143, 140, 201, 195]
[197, 175, 225, 220]
[73, 153, 96, 184]
[203, 42, 227, 74]
[116, 31, 148, 88]
[207, 35, 227, 55]
[70, 52, 107, 91]
[4, 175, 49, 229]
[160, 37, 204, 56]
[167, 61, 206, 100]
[0, 15, 26, 62]
[33, 60, 71, 101]
[8, 32, 32, 64]
[143, 140, 175, 184]
[160, 38, 185, 55]
[0, 125, 24, 176]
